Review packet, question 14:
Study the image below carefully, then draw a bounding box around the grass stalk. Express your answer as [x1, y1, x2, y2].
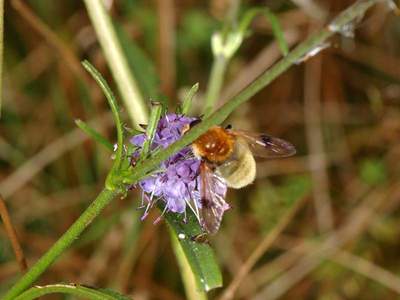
[83, 0, 148, 128]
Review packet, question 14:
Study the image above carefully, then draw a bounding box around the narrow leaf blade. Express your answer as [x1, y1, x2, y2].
[164, 207, 223, 292]
[75, 119, 114, 151]
[179, 83, 199, 115]
[263, 9, 289, 56]
[14, 283, 132, 300]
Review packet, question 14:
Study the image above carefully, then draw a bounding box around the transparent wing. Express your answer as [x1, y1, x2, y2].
[199, 162, 229, 235]
[229, 129, 296, 158]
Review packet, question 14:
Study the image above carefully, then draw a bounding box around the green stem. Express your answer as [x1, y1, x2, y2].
[14, 284, 116, 300]
[81, 61, 124, 190]
[124, 0, 377, 186]
[81, 62, 123, 164]
[2, 188, 120, 300]
[204, 0, 241, 117]
[83, 0, 148, 128]
[203, 55, 228, 117]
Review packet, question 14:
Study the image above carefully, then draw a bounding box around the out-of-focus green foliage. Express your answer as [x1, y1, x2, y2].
[2, 0, 400, 299]
[359, 158, 387, 185]
[252, 175, 311, 232]
[0, 236, 12, 263]
[180, 10, 218, 50]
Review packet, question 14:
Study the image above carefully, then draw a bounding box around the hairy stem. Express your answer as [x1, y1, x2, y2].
[2, 189, 119, 300]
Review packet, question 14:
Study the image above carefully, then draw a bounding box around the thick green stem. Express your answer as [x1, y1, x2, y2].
[2, 188, 120, 300]
[203, 55, 228, 117]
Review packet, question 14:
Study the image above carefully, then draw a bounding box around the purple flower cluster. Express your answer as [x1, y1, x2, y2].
[130, 113, 222, 223]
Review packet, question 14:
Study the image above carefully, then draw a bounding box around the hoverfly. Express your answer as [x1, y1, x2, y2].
[189, 125, 296, 235]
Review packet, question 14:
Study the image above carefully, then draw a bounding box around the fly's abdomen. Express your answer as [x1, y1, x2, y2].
[217, 139, 256, 189]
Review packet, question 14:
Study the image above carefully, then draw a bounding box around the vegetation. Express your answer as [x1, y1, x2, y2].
[1, 1, 399, 299]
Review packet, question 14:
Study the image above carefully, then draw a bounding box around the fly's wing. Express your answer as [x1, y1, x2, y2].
[199, 162, 229, 235]
[229, 130, 296, 158]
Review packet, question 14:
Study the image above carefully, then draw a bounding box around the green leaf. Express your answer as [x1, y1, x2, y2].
[14, 283, 132, 300]
[163, 206, 223, 292]
[239, 8, 289, 56]
[262, 9, 289, 56]
[82, 60, 124, 190]
[140, 102, 163, 160]
[359, 158, 387, 185]
[251, 175, 311, 232]
[171, 229, 207, 300]
[178, 83, 199, 115]
[75, 119, 114, 151]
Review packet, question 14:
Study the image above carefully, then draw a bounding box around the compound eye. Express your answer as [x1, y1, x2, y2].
[182, 118, 201, 135]
[190, 118, 201, 127]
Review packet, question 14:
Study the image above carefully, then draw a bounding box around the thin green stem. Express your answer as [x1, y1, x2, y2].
[124, 0, 377, 187]
[204, 0, 241, 117]
[82, 61, 123, 170]
[14, 284, 117, 300]
[82, 60, 126, 190]
[2, 188, 120, 300]
[203, 55, 228, 117]
[221, 0, 241, 40]
[83, 0, 148, 128]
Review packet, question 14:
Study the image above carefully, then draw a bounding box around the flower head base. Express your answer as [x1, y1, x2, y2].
[130, 113, 228, 224]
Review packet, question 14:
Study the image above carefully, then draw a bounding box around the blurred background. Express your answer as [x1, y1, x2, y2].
[1, 0, 400, 299]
